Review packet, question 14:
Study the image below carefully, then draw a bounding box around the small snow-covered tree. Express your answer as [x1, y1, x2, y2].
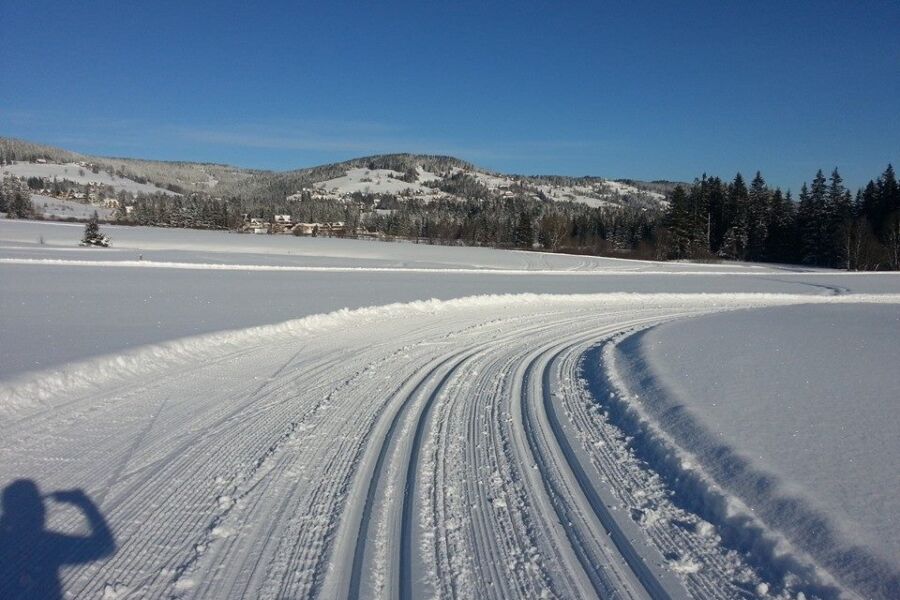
[81, 212, 110, 247]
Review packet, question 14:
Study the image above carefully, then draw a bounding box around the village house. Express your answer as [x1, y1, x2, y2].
[272, 214, 293, 232]
[291, 221, 346, 236]
[243, 216, 270, 234]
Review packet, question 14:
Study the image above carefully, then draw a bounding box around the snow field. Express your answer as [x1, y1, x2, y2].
[606, 306, 900, 598]
[3, 220, 900, 599]
[1, 218, 787, 272]
[2, 293, 899, 599]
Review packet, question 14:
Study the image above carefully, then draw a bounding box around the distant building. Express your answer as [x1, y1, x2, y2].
[291, 221, 346, 236]
[243, 217, 271, 234]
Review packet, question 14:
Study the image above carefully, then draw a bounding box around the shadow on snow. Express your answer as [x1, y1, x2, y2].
[0, 479, 115, 600]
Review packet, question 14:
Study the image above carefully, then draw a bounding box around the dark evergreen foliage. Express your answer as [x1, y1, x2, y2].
[81, 212, 110, 247]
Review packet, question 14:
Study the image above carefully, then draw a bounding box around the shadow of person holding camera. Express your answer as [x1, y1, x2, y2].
[0, 479, 116, 599]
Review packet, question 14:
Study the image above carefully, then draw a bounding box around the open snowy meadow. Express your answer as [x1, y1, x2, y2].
[1, 219, 899, 599]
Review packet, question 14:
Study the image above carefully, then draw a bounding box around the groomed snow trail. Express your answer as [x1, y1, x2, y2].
[2, 293, 898, 599]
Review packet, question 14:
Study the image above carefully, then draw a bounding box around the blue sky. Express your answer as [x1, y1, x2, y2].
[1, 0, 898, 191]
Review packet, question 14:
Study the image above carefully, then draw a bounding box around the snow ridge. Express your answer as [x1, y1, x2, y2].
[3, 292, 898, 418]
[602, 328, 900, 599]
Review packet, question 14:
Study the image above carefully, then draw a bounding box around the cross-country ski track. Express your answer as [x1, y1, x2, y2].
[2, 293, 898, 599]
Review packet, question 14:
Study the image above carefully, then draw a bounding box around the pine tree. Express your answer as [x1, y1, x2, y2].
[879, 165, 900, 269]
[705, 176, 728, 254]
[664, 185, 691, 258]
[860, 179, 879, 227]
[687, 175, 711, 257]
[825, 168, 850, 267]
[766, 188, 797, 263]
[720, 174, 749, 259]
[1, 177, 34, 219]
[799, 170, 829, 265]
[746, 171, 770, 261]
[81, 212, 110, 247]
[513, 210, 533, 248]
[875, 165, 899, 226]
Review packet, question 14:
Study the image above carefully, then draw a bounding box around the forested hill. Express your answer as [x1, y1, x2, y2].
[0, 137, 669, 210]
[1, 137, 897, 270]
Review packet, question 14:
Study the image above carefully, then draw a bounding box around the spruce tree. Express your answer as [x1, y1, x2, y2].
[720, 174, 749, 259]
[705, 176, 728, 254]
[826, 168, 850, 267]
[766, 188, 796, 263]
[665, 185, 691, 258]
[513, 210, 534, 248]
[799, 170, 829, 265]
[746, 171, 770, 261]
[81, 211, 110, 247]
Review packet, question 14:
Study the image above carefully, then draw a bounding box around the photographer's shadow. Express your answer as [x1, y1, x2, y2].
[0, 479, 116, 599]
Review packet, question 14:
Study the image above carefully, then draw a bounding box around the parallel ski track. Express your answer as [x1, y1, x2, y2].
[1, 295, 858, 599]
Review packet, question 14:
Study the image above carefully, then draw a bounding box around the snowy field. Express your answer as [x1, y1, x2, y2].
[1, 219, 900, 599]
[611, 306, 900, 594]
[0, 219, 795, 271]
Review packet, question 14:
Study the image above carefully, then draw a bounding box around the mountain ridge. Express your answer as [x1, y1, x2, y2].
[0, 136, 677, 208]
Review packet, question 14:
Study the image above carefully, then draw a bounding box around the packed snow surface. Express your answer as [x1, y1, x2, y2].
[2, 219, 900, 599]
[615, 306, 900, 580]
[4, 220, 898, 380]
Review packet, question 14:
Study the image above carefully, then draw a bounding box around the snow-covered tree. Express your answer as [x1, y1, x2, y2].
[81, 212, 110, 247]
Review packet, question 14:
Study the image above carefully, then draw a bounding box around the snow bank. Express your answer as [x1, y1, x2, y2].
[3, 292, 898, 419]
[605, 306, 900, 599]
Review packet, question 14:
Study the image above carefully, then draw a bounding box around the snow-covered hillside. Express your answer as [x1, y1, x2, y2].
[315, 167, 438, 195]
[0, 138, 672, 212]
[29, 194, 116, 220]
[281, 164, 668, 209]
[2, 220, 899, 599]
[1, 162, 177, 196]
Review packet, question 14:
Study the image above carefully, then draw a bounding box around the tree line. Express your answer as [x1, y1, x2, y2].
[5, 150, 898, 270]
[662, 165, 899, 269]
[23, 164, 900, 270]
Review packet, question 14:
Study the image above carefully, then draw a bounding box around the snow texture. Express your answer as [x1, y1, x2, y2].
[609, 305, 900, 597]
[2, 219, 900, 599]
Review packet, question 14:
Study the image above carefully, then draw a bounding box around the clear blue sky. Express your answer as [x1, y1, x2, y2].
[1, 0, 898, 191]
